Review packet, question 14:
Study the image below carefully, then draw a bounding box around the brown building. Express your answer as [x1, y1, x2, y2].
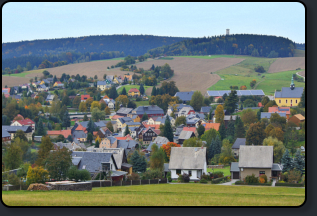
[288, 114, 305, 126]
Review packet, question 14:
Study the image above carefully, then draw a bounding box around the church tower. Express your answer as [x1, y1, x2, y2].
[290, 76, 295, 90]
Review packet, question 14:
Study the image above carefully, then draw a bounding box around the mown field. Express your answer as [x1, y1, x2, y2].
[207, 166, 231, 176]
[176, 55, 236, 59]
[2, 184, 305, 206]
[268, 57, 305, 73]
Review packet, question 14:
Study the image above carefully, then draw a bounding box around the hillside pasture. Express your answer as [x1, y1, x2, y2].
[268, 57, 305, 73]
[2, 183, 304, 206]
[111, 57, 245, 93]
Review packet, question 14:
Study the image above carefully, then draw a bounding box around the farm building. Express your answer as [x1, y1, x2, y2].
[288, 114, 305, 127]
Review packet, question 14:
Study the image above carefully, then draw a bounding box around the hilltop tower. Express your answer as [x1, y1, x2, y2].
[290, 76, 295, 90]
[226, 29, 230, 35]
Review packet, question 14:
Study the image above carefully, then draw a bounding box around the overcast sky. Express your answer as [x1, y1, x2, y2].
[2, 2, 305, 43]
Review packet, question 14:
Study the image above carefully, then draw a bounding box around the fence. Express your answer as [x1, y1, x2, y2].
[90, 179, 168, 188]
[207, 165, 224, 169]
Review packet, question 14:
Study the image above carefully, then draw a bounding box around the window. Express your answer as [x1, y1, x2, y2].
[296, 100, 298, 103]
[279, 100, 281, 103]
[176, 169, 181, 175]
[188, 171, 192, 176]
[291, 100, 293, 103]
[286, 99, 288, 103]
[259, 171, 265, 175]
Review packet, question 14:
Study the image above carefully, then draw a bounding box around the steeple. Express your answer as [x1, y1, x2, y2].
[290, 76, 295, 90]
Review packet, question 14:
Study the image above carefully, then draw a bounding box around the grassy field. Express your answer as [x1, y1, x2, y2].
[207, 166, 231, 176]
[2, 184, 304, 206]
[117, 85, 151, 95]
[2, 69, 45, 78]
[90, 57, 124, 62]
[177, 55, 236, 59]
[135, 100, 150, 107]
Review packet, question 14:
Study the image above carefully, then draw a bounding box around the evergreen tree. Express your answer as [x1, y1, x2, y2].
[293, 149, 305, 175]
[87, 133, 93, 143]
[151, 86, 157, 96]
[83, 114, 88, 121]
[53, 75, 57, 83]
[298, 88, 305, 108]
[139, 84, 145, 95]
[121, 87, 127, 96]
[124, 125, 130, 136]
[257, 107, 263, 121]
[62, 110, 70, 129]
[208, 109, 213, 120]
[130, 151, 146, 172]
[109, 85, 118, 99]
[37, 118, 46, 136]
[226, 120, 235, 138]
[281, 149, 293, 173]
[223, 93, 228, 101]
[67, 135, 73, 142]
[47, 122, 52, 130]
[95, 140, 100, 148]
[218, 123, 226, 141]
[197, 124, 205, 137]
[86, 119, 95, 134]
[240, 104, 243, 110]
[234, 116, 245, 139]
[106, 121, 114, 132]
[156, 87, 161, 95]
[214, 135, 222, 156]
[141, 112, 148, 121]
[223, 90, 239, 114]
[208, 136, 221, 162]
[163, 115, 173, 142]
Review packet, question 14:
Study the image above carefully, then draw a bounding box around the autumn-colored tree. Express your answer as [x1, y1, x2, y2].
[78, 102, 87, 112]
[85, 97, 94, 109]
[36, 136, 54, 166]
[45, 147, 72, 181]
[90, 101, 101, 111]
[149, 144, 164, 171]
[26, 166, 49, 185]
[161, 142, 181, 159]
[265, 124, 275, 137]
[263, 136, 285, 163]
[263, 100, 277, 112]
[261, 96, 270, 107]
[240, 85, 247, 90]
[105, 106, 111, 115]
[214, 104, 224, 123]
[241, 108, 258, 127]
[115, 95, 129, 107]
[246, 122, 266, 145]
[269, 127, 284, 142]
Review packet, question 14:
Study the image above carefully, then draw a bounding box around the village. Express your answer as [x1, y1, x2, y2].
[2, 70, 305, 192]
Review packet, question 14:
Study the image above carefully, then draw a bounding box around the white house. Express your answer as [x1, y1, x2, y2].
[169, 147, 207, 181]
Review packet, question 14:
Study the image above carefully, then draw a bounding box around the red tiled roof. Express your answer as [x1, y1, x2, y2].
[125, 134, 133, 140]
[75, 124, 86, 131]
[269, 107, 290, 115]
[258, 102, 263, 107]
[47, 130, 72, 138]
[81, 95, 91, 101]
[128, 88, 140, 93]
[183, 127, 196, 132]
[202, 123, 220, 131]
[13, 119, 35, 125]
[143, 123, 160, 130]
[112, 115, 124, 120]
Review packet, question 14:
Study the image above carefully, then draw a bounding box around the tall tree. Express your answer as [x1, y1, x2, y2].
[139, 84, 145, 95]
[45, 147, 72, 181]
[201, 128, 220, 147]
[226, 120, 235, 140]
[163, 115, 173, 142]
[151, 86, 157, 96]
[197, 124, 205, 137]
[161, 142, 181, 160]
[87, 133, 93, 144]
[175, 116, 186, 126]
[190, 91, 204, 111]
[298, 88, 305, 108]
[246, 122, 266, 145]
[281, 149, 293, 173]
[124, 125, 130, 136]
[263, 136, 285, 163]
[62, 110, 71, 129]
[105, 106, 111, 115]
[241, 108, 258, 127]
[214, 104, 224, 123]
[95, 140, 100, 148]
[86, 119, 95, 134]
[234, 116, 245, 139]
[223, 90, 239, 114]
[83, 114, 89, 121]
[37, 118, 46, 136]
[293, 149, 305, 175]
[109, 85, 118, 99]
[4, 142, 23, 170]
[121, 87, 127, 96]
[14, 130, 28, 142]
[218, 123, 226, 141]
[36, 136, 54, 166]
[130, 151, 147, 173]
[149, 144, 165, 171]
[141, 112, 148, 121]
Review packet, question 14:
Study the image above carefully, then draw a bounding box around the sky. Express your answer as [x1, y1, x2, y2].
[2, 2, 305, 43]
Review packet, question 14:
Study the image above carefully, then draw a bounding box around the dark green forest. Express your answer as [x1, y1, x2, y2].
[2, 35, 191, 70]
[147, 34, 297, 58]
[295, 43, 305, 50]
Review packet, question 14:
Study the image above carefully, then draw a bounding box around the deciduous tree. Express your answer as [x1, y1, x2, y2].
[161, 142, 181, 160]
[214, 104, 224, 123]
[36, 136, 54, 166]
[263, 136, 285, 163]
[246, 122, 266, 145]
[190, 91, 204, 111]
[45, 147, 72, 181]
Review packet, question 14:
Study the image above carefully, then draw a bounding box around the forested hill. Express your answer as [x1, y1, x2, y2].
[147, 34, 296, 58]
[2, 35, 191, 70]
[295, 43, 305, 50]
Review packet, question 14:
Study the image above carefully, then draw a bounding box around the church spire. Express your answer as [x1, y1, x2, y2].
[290, 76, 295, 90]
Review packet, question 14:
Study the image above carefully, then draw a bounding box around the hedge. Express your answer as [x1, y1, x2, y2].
[275, 183, 304, 187]
[211, 176, 229, 184]
[235, 181, 272, 186]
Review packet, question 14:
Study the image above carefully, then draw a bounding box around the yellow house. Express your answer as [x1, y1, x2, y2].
[128, 88, 140, 97]
[122, 121, 141, 129]
[131, 115, 141, 122]
[274, 77, 303, 107]
[113, 77, 119, 84]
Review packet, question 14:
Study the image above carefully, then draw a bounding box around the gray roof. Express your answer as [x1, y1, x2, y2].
[224, 115, 237, 121]
[97, 81, 108, 86]
[206, 90, 265, 97]
[132, 105, 164, 115]
[174, 91, 194, 102]
[118, 117, 133, 124]
[117, 140, 138, 149]
[121, 163, 132, 168]
[155, 116, 174, 124]
[38, 84, 47, 89]
[200, 106, 212, 113]
[169, 147, 206, 169]
[2, 127, 11, 138]
[261, 112, 286, 119]
[96, 148, 125, 169]
[147, 136, 170, 151]
[232, 138, 246, 149]
[72, 157, 82, 166]
[274, 87, 304, 98]
[239, 146, 273, 168]
[72, 130, 87, 139]
[178, 130, 195, 140]
[125, 122, 141, 126]
[2, 125, 32, 133]
[230, 162, 240, 172]
[71, 151, 117, 173]
[106, 136, 117, 144]
[46, 94, 55, 101]
[94, 121, 106, 128]
[272, 163, 283, 171]
[116, 107, 133, 115]
[106, 75, 114, 80]
[79, 121, 89, 128]
[169, 104, 193, 112]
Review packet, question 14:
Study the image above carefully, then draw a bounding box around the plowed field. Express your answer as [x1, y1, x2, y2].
[268, 57, 305, 73]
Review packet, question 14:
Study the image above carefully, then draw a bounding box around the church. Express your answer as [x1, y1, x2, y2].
[274, 77, 304, 107]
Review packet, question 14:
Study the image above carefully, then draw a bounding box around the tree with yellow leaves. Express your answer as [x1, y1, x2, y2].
[26, 166, 49, 185]
[214, 104, 225, 123]
[79, 102, 87, 112]
[85, 97, 93, 109]
[90, 101, 101, 111]
[105, 106, 111, 115]
[115, 95, 129, 107]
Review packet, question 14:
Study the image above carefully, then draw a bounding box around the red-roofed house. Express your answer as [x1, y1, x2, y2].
[140, 127, 159, 144]
[75, 124, 87, 132]
[116, 134, 133, 141]
[268, 107, 291, 120]
[128, 88, 140, 97]
[142, 122, 161, 130]
[110, 115, 124, 121]
[182, 127, 198, 137]
[11, 119, 35, 132]
[81, 94, 91, 102]
[202, 123, 220, 131]
[47, 130, 72, 139]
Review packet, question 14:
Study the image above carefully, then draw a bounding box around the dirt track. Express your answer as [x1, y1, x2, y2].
[298, 70, 305, 77]
[268, 57, 305, 73]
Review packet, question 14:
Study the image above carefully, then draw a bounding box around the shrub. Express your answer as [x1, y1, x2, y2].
[279, 180, 285, 183]
[259, 177, 265, 183]
[127, 172, 140, 181]
[177, 174, 184, 183]
[141, 169, 164, 180]
[287, 169, 301, 183]
[259, 174, 268, 183]
[280, 172, 288, 182]
[244, 174, 259, 183]
[200, 173, 210, 181]
[211, 176, 228, 184]
[213, 171, 224, 178]
[200, 179, 208, 184]
[275, 182, 304, 187]
[168, 176, 172, 182]
[136, 97, 141, 101]
[183, 173, 190, 183]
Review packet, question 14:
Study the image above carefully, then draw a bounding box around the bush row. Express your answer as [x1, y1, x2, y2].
[275, 183, 304, 187]
[211, 176, 230, 184]
[235, 181, 272, 186]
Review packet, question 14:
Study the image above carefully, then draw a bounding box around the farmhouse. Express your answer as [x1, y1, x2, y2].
[274, 77, 303, 107]
[11, 119, 35, 132]
[167, 104, 193, 117]
[260, 112, 287, 120]
[178, 130, 195, 145]
[100, 136, 117, 148]
[116, 107, 133, 117]
[268, 107, 291, 120]
[231, 138, 246, 157]
[2, 125, 33, 141]
[97, 80, 112, 90]
[174, 91, 195, 103]
[169, 147, 207, 181]
[81, 94, 91, 102]
[230, 146, 282, 180]
[2, 127, 11, 144]
[139, 127, 160, 145]
[128, 88, 140, 97]
[178, 106, 195, 117]
[47, 130, 72, 139]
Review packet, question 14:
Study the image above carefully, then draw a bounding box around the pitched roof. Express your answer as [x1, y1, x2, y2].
[239, 146, 273, 168]
[72, 130, 87, 139]
[174, 91, 195, 102]
[97, 81, 109, 86]
[206, 90, 265, 97]
[142, 123, 161, 130]
[118, 117, 133, 124]
[274, 87, 304, 98]
[2, 127, 11, 138]
[178, 107, 195, 115]
[261, 112, 287, 119]
[128, 88, 140, 93]
[146, 136, 170, 151]
[182, 127, 196, 133]
[117, 140, 139, 149]
[125, 122, 141, 126]
[132, 105, 164, 115]
[293, 114, 305, 120]
[116, 107, 133, 115]
[200, 106, 212, 113]
[178, 130, 195, 140]
[46, 94, 55, 101]
[106, 136, 117, 144]
[169, 147, 206, 169]
[12, 119, 35, 125]
[268, 107, 291, 115]
[81, 95, 91, 101]
[230, 162, 239, 172]
[75, 124, 87, 131]
[272, 163, 283, 171]
[47, 130, 72, 138]
[111, 115, 125, 120]
[202, 123, 220, 131]
[93, 148, 126, 169]
[94, 121, 107, 128]
[3, 125, 32, 133]
[232, 138, 246, 149]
